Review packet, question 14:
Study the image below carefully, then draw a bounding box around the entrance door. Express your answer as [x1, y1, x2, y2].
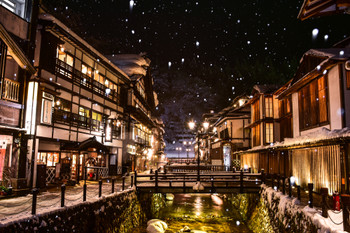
[223, 144, 231, 170]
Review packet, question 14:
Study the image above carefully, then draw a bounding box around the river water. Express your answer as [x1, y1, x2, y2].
[132, 193, 252, 233]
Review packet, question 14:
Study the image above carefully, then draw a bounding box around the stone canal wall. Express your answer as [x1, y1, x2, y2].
[247, 185, 334, 233]
[0, 190, 147, 233]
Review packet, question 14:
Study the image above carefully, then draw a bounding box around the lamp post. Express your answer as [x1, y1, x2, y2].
[188, 120, 209, 182]
[176, 147, 182, 163]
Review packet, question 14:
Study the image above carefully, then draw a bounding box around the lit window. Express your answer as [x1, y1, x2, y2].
[265, 123, 273, 143]
[265, 97, 273, 118]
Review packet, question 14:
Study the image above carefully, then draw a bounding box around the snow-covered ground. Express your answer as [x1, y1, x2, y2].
[0, 180, 132, 226]
[262, 185, 346, 233]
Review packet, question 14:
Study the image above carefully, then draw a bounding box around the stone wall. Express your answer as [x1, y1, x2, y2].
[0, 190, 147, 233]
[248, 186, 319, 233]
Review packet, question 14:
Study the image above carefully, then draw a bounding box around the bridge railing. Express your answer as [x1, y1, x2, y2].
[164, 165, 238, 173]
[134, 170, 264, 193]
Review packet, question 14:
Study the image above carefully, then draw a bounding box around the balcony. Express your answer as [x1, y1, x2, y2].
[55, 59, 119, 102]
[53, 109, 91, 129]
[2, 78, 20, 102]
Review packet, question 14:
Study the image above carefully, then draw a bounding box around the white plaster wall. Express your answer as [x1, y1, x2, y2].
[59, 90, 72, 101]
[343, 66, 350, 127]
[80, 99, 91, 108]
[36, 125, 52, 138]
[118, 148, 123, 166]
[327, 65, 342, 130]
[292, 93, 300, 137]
[53, 128, 69, 140]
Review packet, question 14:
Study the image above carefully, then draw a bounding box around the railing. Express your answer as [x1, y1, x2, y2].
[0, 177, 132, 219]
[2, 78, 20, 102]
[165, 165, 238, 173]
[55, 58, 119, 101]
[85, 167, 109, 181]
[46, 167, 56, 183]
[53, 109, 103, 130]
[135, 170, 263, 193]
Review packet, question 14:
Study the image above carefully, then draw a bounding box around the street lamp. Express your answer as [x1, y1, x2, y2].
[188, 121, 202, 182]
[176, 147, 182, 163]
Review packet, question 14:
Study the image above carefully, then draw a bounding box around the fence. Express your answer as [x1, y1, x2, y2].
[165, 165, 238, 173]
[0, 176, 132, 220]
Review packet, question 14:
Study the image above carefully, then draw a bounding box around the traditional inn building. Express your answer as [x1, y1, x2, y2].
[237, 41, 350, 194]
[28, 13, 132, 187]
[0, 1, 36, 193]
[0, 2, 164, 192]
[209, 96, 251, 167]
[108, 54, 162, 172]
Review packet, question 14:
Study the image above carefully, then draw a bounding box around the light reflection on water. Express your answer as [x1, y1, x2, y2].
[136, 193, 253, 233]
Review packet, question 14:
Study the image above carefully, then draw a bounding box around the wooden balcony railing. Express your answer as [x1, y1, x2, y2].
[55, 59, 119, 102]
[2, 78, 20, 102]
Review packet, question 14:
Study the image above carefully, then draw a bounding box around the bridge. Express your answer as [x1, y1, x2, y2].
[134, 170, 264, 194]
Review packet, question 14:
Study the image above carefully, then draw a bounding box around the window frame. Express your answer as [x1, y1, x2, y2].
[298, 75, 329, 131]
[41, 92, 54, 125]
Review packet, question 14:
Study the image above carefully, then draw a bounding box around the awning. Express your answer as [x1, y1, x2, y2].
[60, 136, 109, 153]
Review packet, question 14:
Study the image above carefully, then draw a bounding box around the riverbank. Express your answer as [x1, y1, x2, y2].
[0, 189, 146, 233]
[246, 185, 346, 233]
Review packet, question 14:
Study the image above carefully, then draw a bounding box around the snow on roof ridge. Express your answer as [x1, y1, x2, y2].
[236, 127, 350, 154]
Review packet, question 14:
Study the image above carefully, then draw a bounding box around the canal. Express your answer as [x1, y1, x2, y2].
[132, 193, 253, 233]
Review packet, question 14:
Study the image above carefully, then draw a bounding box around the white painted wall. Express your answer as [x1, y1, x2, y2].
[328, 66, 342, 130]
[292, 92, 300, 137]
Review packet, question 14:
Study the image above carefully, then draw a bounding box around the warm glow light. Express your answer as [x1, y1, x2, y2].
[188, 121, 195, 130]
[203, 121, 209, 129]
[25, 81, 38, 135]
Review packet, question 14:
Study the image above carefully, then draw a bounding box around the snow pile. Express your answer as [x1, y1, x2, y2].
[261, 185, 346, 233]
[192, 182, 204, 191]
[146, 219, 168, 233]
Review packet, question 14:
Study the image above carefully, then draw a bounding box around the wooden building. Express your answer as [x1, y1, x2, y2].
[209, 96, 251, 167]
[0, 1, 36, 193]
[108, 54, 161, 172]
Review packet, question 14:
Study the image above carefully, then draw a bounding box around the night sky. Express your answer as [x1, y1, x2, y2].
[43, 0, 349, 144]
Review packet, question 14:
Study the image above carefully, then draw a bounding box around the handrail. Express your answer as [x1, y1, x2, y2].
[2, 78, 20, 102]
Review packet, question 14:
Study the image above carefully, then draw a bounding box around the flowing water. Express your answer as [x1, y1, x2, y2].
[132, 193, 253, 233]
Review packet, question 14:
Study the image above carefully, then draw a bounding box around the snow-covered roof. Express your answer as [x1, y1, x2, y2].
[236, 127, 350, 154]
[253, 84, 281, 94]
[106, 53, 151, 78]
[305, 48, 350, 61]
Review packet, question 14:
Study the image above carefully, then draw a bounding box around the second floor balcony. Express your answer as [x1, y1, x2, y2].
[2, 78, 20, 102]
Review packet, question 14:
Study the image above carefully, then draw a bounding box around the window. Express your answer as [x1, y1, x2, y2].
[252, 124, 260, 147]
[37, 152, 59, 167]
[265, 97, 273, 118]
[41, 92, 54, 124]
[91, 111, 102, 131]
[53, 98, 71, 123]
[112, 120, 122, 139]
[252, 100, 260, 122]
[0, 0, 29, 20]
[279, 97, 291, 117]
[346, 70, 350, 90]
[299, 76, 328, 130]
[57, 48, 74, 67]
[82, 64, 92, 77]
[265, 123, 273, 144]
[78, 107, 90, 127]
